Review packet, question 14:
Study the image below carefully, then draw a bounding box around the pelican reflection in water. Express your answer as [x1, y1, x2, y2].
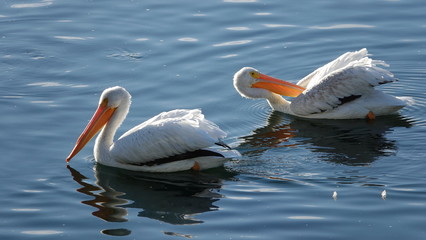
[238, 111, 412, 165]
[67, 165, 236, 224]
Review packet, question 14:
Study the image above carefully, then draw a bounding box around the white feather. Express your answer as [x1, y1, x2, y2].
[291, 62, 397, 116]
[234, 49, 412, 119]
[111, 109, 227, 164]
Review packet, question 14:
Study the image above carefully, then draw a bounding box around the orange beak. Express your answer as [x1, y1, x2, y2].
[66, 99, 116, 162]
[252, 73, 305, 97]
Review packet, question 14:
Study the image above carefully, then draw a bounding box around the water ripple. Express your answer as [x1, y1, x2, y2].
[223, 0, 257, 2]
[27, 82, 88, 88]
[254, 12, 272, 16]
[309, 24, 375, 30]
[107, 50, 145, 61]
[177, 37, 199, 42]
[226, 26, 251, 31]
[21, 230, 63, 235]
[11, 0, 53, 9]
[213, 40, 252, 47]
[54, 36, 93, 40]
[219, 54, 238, 58]
[264, 24, 297, 28]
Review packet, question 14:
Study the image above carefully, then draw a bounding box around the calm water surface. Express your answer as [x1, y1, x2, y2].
[1, 0, 426, 239]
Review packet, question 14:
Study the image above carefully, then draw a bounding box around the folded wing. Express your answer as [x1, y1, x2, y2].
[291, 50, 397, 116]
[110, 109, 227, 164]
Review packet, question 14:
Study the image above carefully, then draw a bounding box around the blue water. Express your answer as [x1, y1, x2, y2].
[1, 0, 426, 239]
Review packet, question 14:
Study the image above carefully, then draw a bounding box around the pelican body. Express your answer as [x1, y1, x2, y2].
[66, 86, 240, 172]
[234, 48, 412, 119]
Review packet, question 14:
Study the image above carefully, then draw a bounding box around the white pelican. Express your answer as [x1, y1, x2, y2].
[234, 48, 411, 119]
[66, 86, 240, 172]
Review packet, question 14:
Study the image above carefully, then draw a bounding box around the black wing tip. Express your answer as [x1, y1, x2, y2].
[338, 94, 362, 105]
[215, 140, 233, 150]
[128, 149, 225, 167]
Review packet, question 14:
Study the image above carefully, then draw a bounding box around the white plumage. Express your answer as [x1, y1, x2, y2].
[66, 86, 240, 172]
[112, 109, 227, 164]
[234, 48, 412, 119]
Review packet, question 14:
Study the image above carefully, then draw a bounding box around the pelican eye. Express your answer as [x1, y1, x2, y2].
[250, 71, 260, 79]
[100, 98, 109, 107]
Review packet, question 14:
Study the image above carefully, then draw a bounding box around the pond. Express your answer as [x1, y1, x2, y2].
[1, 0, 425, 239]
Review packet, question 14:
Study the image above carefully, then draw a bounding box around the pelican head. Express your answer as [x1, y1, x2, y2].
[66, 86, 131, 162]
[99, 86, 132, 109]
[233, 67, 305, 99]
